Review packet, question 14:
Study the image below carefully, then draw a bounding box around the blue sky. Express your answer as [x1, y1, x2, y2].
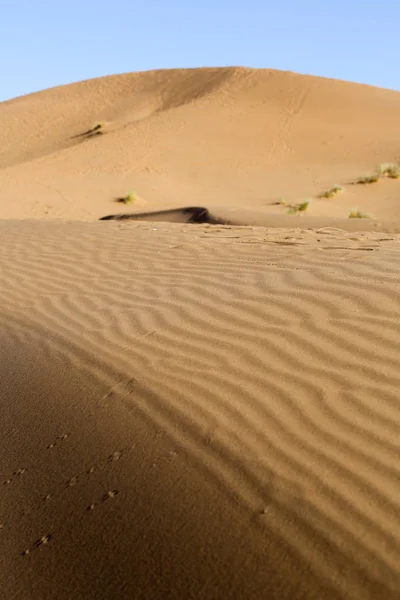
[1, 0, 399, 101]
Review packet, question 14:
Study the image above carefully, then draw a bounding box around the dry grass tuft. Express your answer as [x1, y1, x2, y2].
[287, 200, 311, 215]
[378, 163, 400, 179]
[348, 209, 371, 219]
[319, 185, 343, 199]
[356, 174, 380, 185]
[116, 191, 136, 205]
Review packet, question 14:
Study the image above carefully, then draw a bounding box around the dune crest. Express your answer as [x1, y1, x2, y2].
[1, 67, 400, 224]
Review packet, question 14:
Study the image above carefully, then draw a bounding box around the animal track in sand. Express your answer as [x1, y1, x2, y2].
[47, 433, 70, 449]
[150, 448, 180, 470]
[21, 534, 52, 557]
[101, 378, 137, 402]
[63, 447, 127, 492]
[17, 448, 128, 555]
[87, 489, 119, 512]
[3, 467, 28, 486]
[13, 445, 132, 530]
[108, 451, 122, 462]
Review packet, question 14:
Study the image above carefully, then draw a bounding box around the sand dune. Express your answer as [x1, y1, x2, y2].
[1, 68, 400, 599]
[1, 67, 400, 223]
[1, 220, 400, 599]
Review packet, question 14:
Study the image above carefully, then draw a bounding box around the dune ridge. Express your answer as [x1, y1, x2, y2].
[99, 206, 228, 224]
[98, 205, 400, 232]
[1, 219, 400, 598]
[1, 66, 400, 223]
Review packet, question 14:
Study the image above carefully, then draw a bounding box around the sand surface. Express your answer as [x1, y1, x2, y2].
[1, 68, 400, 599]
[1, 67, 400, 223]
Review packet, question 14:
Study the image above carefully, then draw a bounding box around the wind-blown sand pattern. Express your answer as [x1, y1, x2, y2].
[1, 68, 400, 599]
[1, 220, 400, 599]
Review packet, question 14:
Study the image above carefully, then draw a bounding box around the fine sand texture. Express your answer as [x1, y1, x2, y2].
[1, 67, 400, 599]
[1, 220, 400, 599]
[1, 67, 400, 223]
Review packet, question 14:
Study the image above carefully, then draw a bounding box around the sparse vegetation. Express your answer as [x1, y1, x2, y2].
[356, 174, 380, 185]
[378, 163, 400, 179]
[117, 190, 136, 205]
[287, 200, 310, 215]
[271, 197, 287, 206]
[73, 122, 105, 139]
[348, 209, 371, 219]
[319, 185, 343, 199]
[355, 162, 400, 185]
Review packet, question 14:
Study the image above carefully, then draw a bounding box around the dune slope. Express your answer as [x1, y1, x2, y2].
[1, 67, 400, 222]
[1, 219, 400, 599]
[1, 67, 400, 599]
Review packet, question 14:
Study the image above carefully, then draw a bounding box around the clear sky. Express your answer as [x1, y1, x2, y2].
[1, 0, 399, 101]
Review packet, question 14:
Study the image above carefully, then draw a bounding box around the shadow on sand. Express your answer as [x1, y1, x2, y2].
[99, 207, 230, 225]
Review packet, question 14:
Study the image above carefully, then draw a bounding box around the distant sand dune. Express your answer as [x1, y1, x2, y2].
[1, 219, 400, 599]
[1, 67, 400, 223]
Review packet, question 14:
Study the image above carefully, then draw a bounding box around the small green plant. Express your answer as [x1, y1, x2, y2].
[319, 185, 343, 199]
[378, 163, 400, 179]
[288, 200, 310, 215]
[117, 190, 136, 204]
[271, 197, 286, 205]
[348, 209, 371, 219]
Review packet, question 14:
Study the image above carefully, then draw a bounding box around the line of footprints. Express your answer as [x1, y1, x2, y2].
[2, 433, 128, 557]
